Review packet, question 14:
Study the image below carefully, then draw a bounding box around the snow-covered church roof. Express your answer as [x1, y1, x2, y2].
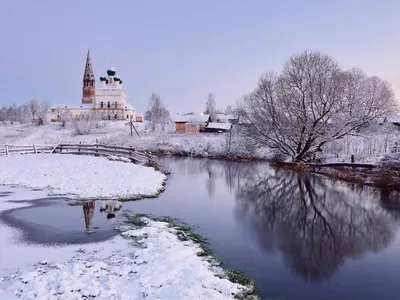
[51, 104, 94, 109]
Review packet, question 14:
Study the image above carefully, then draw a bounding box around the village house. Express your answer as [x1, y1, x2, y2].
[50, 51, 136, 122]
[174, 113, 239, 133]
[175, 114, 211, 133]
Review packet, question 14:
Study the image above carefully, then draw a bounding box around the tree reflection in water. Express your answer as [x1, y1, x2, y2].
[233, 168, 398, 281]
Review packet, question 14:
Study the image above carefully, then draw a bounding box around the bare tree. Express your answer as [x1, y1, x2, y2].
[238, 50, 397, 161]
[144, 110, 152, 121]
[205, 93, 217, 121]
[36, 100, 51, 125]
[26, 98, 50, 125]
[225, 104, 234, 115]
[147, 93, 170, 132]
[159, 107, 170, 132]
[27, 98, 39, 122]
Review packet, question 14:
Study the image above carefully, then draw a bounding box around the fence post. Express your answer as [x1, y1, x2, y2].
[5, 144, 8, 155]
[33, 143, 37, 154]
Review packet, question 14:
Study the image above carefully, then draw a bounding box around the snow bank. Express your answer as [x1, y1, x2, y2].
[0, 154, 166, 199]
[0, 218, 252, 300]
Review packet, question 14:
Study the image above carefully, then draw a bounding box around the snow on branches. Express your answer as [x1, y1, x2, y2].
[238, 50, 398, 161]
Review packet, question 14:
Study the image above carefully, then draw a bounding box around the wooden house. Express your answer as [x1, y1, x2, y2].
[175, 114, 211, 133]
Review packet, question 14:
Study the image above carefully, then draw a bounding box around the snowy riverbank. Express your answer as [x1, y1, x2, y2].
[0, 217, 254, 299]
[0, 154, 166, 199]
[0, 187, 256, 299]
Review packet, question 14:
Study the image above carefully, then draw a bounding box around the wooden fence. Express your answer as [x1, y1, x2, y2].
[0, 143, 57, 156]
[0, 142, 157, 166]
[54, 143, 155, 165]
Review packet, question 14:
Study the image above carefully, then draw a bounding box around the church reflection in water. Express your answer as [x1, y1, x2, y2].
[100, 200, 123, 222]
[83, 201, 95, 233]
[82, 200, 123, 233]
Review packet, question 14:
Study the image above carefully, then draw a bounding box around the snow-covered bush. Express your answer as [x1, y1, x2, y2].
[71, 112, 100, 135]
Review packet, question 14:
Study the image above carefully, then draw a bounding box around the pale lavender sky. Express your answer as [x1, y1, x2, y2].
[1, 0, 400, 115]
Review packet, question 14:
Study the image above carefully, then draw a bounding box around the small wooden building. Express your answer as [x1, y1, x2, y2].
[175, 114, 210, 133]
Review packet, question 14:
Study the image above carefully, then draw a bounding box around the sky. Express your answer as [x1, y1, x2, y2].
[1, 0, 400, 116]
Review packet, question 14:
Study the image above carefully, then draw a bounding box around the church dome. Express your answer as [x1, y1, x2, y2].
[107, 67, 116, 76]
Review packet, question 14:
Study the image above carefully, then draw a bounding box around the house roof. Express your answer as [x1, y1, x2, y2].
[206, 122, 232, 130]
[216, 114, 238, 120]
[124, 103, 135, 110]
[175, 114, 210, 123]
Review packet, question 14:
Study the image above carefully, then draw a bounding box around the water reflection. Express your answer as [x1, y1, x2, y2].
[82, 200, 123, 233]
[83, 201, 95, 233]
[233, 168, 397, 281]
[99, 200, 122, 224]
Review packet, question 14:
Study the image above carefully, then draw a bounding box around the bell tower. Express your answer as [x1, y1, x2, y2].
[82, 50, 95, 104]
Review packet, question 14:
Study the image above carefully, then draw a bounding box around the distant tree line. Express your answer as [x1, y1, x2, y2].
[0, 99, 50, 125]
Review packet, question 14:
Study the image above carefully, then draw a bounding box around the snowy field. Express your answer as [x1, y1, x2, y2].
[1, 121, 400, 163]
[0, 189, 253, 300]
[0, 122, 266, 159]
[0, 154, 166, 199]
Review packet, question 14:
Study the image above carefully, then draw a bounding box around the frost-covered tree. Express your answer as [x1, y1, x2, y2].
[147, 93, 170, 131]
[26, 98, 50, 125]
[238, 50, 397, 161]
[205, 93, 217, 121]
[225, 105, 234, 115]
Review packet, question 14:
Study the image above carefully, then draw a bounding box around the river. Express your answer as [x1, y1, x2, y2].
[2, 157, 400, 300]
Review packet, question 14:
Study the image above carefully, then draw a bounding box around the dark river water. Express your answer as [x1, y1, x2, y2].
[2, 157, 400, 300]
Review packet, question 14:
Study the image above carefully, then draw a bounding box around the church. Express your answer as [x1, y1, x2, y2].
[50, 51, 136, 122]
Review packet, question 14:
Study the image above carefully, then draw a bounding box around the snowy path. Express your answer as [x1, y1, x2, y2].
[0, 154, 166, 199]
[0, 216, 252, 300]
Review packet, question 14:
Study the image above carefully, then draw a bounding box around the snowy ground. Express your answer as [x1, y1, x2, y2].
[0, 189, 253, 300]
[1, 121, 399, 163]
[0, 154, 166, 199]
[0, 122, 267, 159]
